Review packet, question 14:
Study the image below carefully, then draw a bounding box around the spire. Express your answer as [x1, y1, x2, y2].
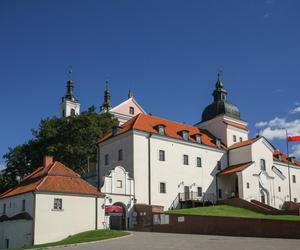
[128, 89, 134, 99]
[212, 70, 227, 102]
[100, 80, 112, 112]
[63, 66, 78, 102]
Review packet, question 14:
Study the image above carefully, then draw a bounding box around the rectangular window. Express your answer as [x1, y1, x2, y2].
[239, 137, 243, 142]
[217, 161, 222, 170]
[233, 135, 237, 142]
[196, 157, 202, 168]
[2, 204, 6, 214]
[292, 175, 296, 183]
[218, 189, 222, 199]
[197, 187, 202, 197]
[105, 154, 109, 165]
[183, 155, 189, 165]
[182, 131, 189, 141]
[22, 200, 26, 211]
[278, 186, 281, 192]
[129, 107, 134, 115]
[158, 125, 165, 135]
[53, 198, 63, 210]
[294, 198, 298, 203]
[117, 180, 123, 188]
[246, 182, 250, 189]
[260, 159, 266, 171]
[159, 150, 165, 161]
[159, 182, 166, 193]
[118, 149, 123, 161]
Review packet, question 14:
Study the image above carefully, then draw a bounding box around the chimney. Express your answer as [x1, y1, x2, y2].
[43, 156, 54, 167]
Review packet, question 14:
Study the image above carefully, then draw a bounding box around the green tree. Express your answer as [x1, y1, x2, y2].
[1, 109, 118, 193]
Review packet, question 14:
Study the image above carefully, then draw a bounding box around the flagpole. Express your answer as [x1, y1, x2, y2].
[286, 130, 292, 202]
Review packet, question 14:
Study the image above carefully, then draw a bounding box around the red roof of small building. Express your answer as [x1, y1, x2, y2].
[218, 162, 253, 176]
[0, 160, 104, 199]
[273, 150, 300, 167]
[228, 136, 262, 150]
[97, 113, 226, 150]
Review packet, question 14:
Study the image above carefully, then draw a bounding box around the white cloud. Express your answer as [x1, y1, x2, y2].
[255, 117, 300, 140]
[255, 121, 268, 128]
[289, 105, 300, 114]
[291, 145, 300, 158]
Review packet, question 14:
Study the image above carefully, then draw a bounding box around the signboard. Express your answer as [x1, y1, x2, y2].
[105, 205, 123, 216]
[177, 216, 185, 223]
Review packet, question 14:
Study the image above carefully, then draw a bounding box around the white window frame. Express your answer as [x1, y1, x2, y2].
[117, 180, 123, 188]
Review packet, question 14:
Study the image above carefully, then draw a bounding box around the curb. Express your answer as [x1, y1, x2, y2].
[31, 232, 133, 250]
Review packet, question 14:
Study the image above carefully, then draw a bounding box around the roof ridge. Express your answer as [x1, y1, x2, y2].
[140, 113, 196, 129]
[36, 162, 56, 190]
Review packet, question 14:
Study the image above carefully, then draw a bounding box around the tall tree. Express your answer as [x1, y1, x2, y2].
[1, 109, 118, 193]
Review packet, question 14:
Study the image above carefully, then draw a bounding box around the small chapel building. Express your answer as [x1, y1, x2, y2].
[0, 156, 105, 249]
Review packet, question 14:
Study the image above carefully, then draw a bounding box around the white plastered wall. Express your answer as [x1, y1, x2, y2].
[133, 132, 226, 209]
[34, 193, 104, 245]
[0, 193, 34, 249]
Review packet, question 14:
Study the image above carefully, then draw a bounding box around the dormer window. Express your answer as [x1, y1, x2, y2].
[195, 134, 202, 144]
[129, 106, 134, 115]
[153, 124, 166, 135]
[178, 130, 189, 141]
[158, 125, 165, 135]
[278, 154, 282, 161]
[216, 139, 221, 149]
[182, 131, 189, 141]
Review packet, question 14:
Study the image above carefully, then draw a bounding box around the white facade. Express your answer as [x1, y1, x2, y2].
[0, 192, 105, 248]
[60, 99, 80, 117]
[197, 115, 249, 147]
[96, 113, 300, 214]
[219, 137, 300, 208]
[97, 126, 227, 211]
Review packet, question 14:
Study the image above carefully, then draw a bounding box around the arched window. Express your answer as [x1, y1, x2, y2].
[70, 108, 76, 116]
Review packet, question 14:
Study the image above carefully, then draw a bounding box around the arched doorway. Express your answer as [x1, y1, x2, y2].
[260, 188, 270, 205]
[108, 202, 126, 230]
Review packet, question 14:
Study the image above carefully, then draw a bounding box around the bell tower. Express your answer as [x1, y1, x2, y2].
[60, 67, 80, 117]
[100, 80, 112, 112]
[196, 72, 248, 147]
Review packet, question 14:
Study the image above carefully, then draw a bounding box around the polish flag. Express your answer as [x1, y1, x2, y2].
[288, 136, 300, 142]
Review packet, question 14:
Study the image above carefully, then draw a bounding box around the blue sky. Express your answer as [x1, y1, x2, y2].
[0, 0, 300, 166]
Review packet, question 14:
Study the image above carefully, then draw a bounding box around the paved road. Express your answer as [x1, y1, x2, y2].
[54, 231, 300, 250]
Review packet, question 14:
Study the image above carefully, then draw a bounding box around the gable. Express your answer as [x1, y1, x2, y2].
[110, 97, 146, 117]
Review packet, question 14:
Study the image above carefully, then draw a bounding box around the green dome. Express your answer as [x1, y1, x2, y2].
[202, 100, 240, 122]
[201, 77, 240, 122]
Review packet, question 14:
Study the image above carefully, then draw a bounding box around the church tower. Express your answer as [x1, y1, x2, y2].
[100, 80, 112, 112]
[196, 72, 248, 147]
[60, 68, 80, 117]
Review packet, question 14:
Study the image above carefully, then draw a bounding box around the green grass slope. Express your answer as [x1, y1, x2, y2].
[13, 229, 130, 250]
[167, 205, 300, 221]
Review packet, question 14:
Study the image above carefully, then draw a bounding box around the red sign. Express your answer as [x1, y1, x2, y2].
[105, 205, 123, 215]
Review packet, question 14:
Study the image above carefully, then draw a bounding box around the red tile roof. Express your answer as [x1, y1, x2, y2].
[97, 113, 226, 150]
[228, 136, 262, 150]
[273, 150, 300, 167]
[223, 120, 249, 131]
[218, 162, 253, 176]
[0, 161, 104, 199]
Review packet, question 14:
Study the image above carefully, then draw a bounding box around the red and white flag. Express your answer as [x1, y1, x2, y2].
[288, 136, 300, 142]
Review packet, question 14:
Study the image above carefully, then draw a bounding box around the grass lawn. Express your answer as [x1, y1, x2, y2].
[166, 205, 300, 221]
[13, 229, 130, 250]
